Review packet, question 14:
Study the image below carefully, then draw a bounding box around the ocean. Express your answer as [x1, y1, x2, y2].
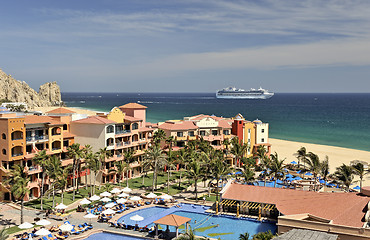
[61, 92, 370, 152]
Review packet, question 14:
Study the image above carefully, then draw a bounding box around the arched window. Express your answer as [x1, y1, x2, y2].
[106, 125, 114, 133]
[132, 123, 138, 130]
[2, 149, 6, 155]
[2, 133, 6, 139]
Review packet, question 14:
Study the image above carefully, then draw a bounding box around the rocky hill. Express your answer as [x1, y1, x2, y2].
[0, 68, 62, 109]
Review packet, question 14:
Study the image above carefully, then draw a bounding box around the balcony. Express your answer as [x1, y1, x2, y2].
[115, 130, 124, 134]
[124, 141, 131, 146]
[12, 153, 23, 157]
[116, 142, 124, 147]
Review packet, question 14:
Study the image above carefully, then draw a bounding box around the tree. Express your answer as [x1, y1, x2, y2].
[96, 147, 112, 189]
[295, 147, 308, 168]
[144, 145, 167, 192]
[110, 160, 126, 186]
[0, 228, 9, 240]
[123, 149, 135, 187]
[241, 165, 255, 184]
[320, 156, 330, 182]
[210, 156, 230, 201]
[82, 144, 93, 190]
[153, 129, 166, 147]
[84, 151, 97, 196]
[239, 232, 250, 240]
[176, 226, 205, 240]
[252, 230, 275, 240]
[45, 155, 62, 208]
[352, 162, 369, 189]
[334, 164, 354, 191]
[33, 150, 49, 211]
[303, 152, 321, 178]
[6, 165, 30, 223]
[270, 152, 285, 187]
[53, 166, 72, 204]
[67, 143, 84, 201]
[187, 156, 204, 201]
[230, 137, 248, 169]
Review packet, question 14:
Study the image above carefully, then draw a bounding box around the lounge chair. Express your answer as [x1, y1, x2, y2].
[117, 222, 126, 229]
[71, 228, 81, 235]
[83, 222, 93, 229]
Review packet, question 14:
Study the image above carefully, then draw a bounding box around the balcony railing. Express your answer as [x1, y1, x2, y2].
[12, 153, 23, 157]
[116, 142, 124, 147]
[116, 130, 124, 134]
[52, 148, 61, 151]
[26, 137, 32, 141]
[124, 141, 131, 145]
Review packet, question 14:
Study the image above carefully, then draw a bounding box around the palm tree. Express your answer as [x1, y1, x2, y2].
[153, 129, 166, 147]
[255, 145, 269, 166]
[334, 164, 354, 191]
[111, 160, 126, 186]
[210, 156, 230, 201]
[320, 156, 330, 182]
[6, 165, 30, 223]
[175, 148, 188, 188]
[96, 147, 112, 189]
[303, 152, 322, 178]
[123, 149, 135, 187]
[144, 145, 167, 192]
[352, 162, 369, 189]
[176, 226, 202, 240]
[82, 145, 93, 190]
[54, 166, 72, 204]
[230, 137, 248, 169]
[239, 232, 250, 240]
[295, 147, 308, 168]
[67, 143, 84, 201]
[187, 156, 204, 202]
[46, 155, 62, 208]
[270, 152, 285, 187]
[84, 151, 97, 196]
[0, 228, 9, 240]
[241, 165, 255, 184]
[33, 150, 49, 211]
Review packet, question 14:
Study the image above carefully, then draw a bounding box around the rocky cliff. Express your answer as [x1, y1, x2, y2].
[0, 68, 62, 109]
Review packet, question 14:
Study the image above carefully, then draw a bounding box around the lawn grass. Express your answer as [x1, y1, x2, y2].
[5, 225, 42, 235]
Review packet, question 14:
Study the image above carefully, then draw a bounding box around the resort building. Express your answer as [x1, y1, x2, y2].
[70, 103, 153, 184]
[231, 113, 271, 157]
[0, 108, 77, 201]
[220, 183, 370, 240]
[158, 114, 233, 150]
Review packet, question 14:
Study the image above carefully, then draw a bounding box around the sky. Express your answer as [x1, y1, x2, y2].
[1, 0, 370, 93]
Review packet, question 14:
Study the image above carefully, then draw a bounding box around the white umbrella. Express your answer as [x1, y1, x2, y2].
[18, 222, 33, 229]
[100, 197, 111, 202]
[90, 195, 100, 201]
[116, 198, 127, 204]
[100, 191, 112, 197]
[102, 208, 116, 215]
[111, 188, 121, 194]
[161, 194, 173, 200]
[118, 192, 129, 198]
[55, 203, 67, 209]
[80, 198, 91, 205]
[122, 187, 132, 193]
[59, 223, 73, 232]
[36, 219, 51, 226]
[35, 228, 51, 236]
[146, 192, 157, 198]
[105, 202, 116, 208]
[130, 196, 142, 201]
[130, 214, 144, 222]
[84, 213, 98, 219]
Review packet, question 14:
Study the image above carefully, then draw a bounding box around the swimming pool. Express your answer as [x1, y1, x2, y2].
[117, 203, 276, 240]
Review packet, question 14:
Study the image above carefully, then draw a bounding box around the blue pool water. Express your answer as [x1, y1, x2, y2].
[117, 203, 276, 240]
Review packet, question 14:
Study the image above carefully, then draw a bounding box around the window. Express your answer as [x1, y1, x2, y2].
[106, 125, 114, 133]
[2, 149, 6, 155]
[132, 123, 139, 130]
[261, 138, 265, 142]
[63, 124, 68, 130]
[188, 131, 194, 137]
[248, 129, 251, 133]
[177, 132, 183, 137]
[261, 129, 265, 133]
[200, 130, 206, 136]
[211, 130, 218, 136]
[1, 133, 6, 139]
[223, 130, 229, 135]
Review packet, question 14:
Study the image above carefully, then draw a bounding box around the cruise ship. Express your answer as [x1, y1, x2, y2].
[216, 87, 274, 99]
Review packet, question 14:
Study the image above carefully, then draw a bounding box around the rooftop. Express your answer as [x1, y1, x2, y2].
[222, 183, 369, 227]
[153, 214, 191, 227]
[24, 115, 63, 125]
[72, 116, 117, 125]
[159, 121, 198, 131]
[274, 228, 338, 240]
[119, 103, 147, 109]
[46, 107, 76, 114]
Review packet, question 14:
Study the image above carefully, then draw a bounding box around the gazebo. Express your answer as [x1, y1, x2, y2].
[153, 214, 191, 238]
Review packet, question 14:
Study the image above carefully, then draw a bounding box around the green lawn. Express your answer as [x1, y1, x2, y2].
[4, 225, 42, 235]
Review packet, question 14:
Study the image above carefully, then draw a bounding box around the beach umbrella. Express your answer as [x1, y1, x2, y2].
[122, 187, 132, 193]
[35, 228, 51, 236]
[296, 170, 301, 174]
[130, 214, 144, 222]
[290, 161, 297, 164]
[36, 219, 51, 226]
[84, 213, 98, 219]
[102, 208, 116, 215]
[305, 172, 313, 176]
[117, 198, 128, 204]
[285, 174, 293, 178]
[276, 179, 284, 184]
[18, 222, 34, 229]
[80, 198, 91, 205]
[235, 171, 242, 175]
[354, 186, 361, 190]
[118, 192, 129, 198]
[105, 202, 117, 208]
[90, 195, 101, 201]
[101, 197, 111, 202]
[100, 191, 112, 197]
[130, 196, 142, 201]
[59, 223, 73, 232]
[295, 177, 303, 180]
[161, 194, 173, 200]
[146, 192, 157, 198]
[55, 203, 67, 209]
[319, 179, 326, 184]
[111, 188, 122, 194]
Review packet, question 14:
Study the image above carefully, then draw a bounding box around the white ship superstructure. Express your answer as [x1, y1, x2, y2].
[216, 87, 274, 99]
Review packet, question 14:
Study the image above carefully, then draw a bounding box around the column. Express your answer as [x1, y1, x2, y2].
[176, 227, 179, 237]
[155, 223, 158, 238]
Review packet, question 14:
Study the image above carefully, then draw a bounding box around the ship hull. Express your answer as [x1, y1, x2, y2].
[216, 93, 274, 99]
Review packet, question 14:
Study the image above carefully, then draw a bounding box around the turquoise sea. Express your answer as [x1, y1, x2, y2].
[62, 93, 370, 152]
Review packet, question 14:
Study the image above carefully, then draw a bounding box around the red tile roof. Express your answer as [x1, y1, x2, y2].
[63, 132, 75, 138]
[153, 214, 191, 227]
[188, 114, 224, 121]
[72, 116, 116, 124]
[159, 121, 198, 131]
[222, 183, 369, 227]
[119, 103, 147, 109]
[218, 120, 232, 129]
[124, 115, 142, 122]
[24, 115, 63, 125]
[46, 107, 76, 114]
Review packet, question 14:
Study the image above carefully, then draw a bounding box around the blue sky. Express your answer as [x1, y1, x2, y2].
[1, 0, 370, 93]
